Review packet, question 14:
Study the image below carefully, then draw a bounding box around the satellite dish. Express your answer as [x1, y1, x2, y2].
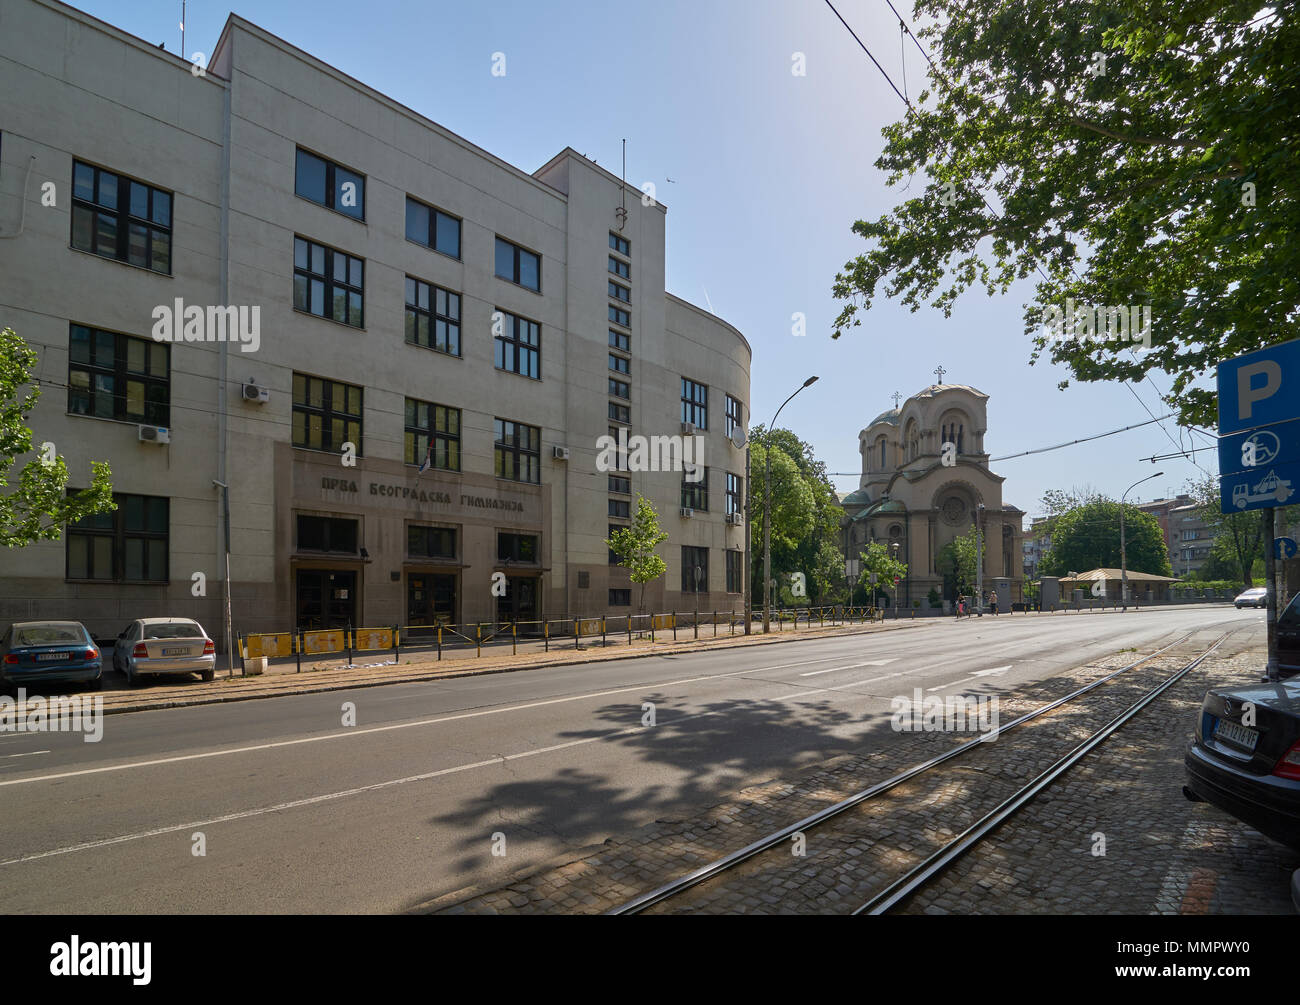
[730, 425, 748, 449]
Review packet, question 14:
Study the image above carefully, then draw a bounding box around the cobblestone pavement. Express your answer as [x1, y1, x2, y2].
[420, 630, 1298, 914]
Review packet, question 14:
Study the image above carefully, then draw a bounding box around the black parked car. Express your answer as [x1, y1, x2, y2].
[1185, 679, 1300, 850]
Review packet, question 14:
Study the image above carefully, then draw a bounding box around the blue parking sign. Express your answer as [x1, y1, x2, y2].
[1218, 418, 1300, 477]
[1217, 338, 1300, 435]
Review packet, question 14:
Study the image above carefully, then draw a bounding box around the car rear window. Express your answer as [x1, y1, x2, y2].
[1280, 594, 1300, 630]
[143, 622, 203, 639]
[14, 625, 83, 646]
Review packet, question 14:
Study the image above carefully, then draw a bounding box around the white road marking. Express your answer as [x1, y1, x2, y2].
[3, 750, 49, 758]
[926, 665, 1012, 692]
[799, 658, 897, 677]
[0, 653, 881, 789]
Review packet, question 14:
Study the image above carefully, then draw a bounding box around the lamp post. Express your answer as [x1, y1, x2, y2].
[1121, 471, 1163, 611]
[890, 540, 900, 618]
[763, 376, 819, 633]
[975, 503, 985, 616]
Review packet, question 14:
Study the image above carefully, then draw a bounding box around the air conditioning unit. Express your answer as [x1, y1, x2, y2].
[552, 446, 570, 460]
[680, 422, 695, 435]
[242, 383, 270, 403]
[679, 507, 693, 518]
[137, 424, 170, 444]
[726, 513, 743, 525]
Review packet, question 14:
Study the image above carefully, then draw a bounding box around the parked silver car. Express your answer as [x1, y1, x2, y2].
[1234, 587, 1267, 609]
[113, 618, 216, 685]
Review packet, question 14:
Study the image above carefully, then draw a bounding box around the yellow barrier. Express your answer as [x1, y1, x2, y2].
[244, 632, 295, 659]
[652, 614, 675, 630]
[576, 618, 603, 637]
[300, 629, 345, 655]
[351, 628, 394, 652]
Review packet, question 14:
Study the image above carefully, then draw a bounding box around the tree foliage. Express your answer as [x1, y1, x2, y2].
[606, 494, 668, 613]
[1039, 499, 1173, 576]
[937, 524, 980, 596]
[857, 539, 908, 604]
[831, 1, 1299, 427]
[1, 327, 114, 547]
[1188, 473, 1289, 587]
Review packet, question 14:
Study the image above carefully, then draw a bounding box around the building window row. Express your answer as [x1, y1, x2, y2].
[71, 160, 172, 275]
[67, 324, 169, 426]
[294, 236, 364, 328]
[67, 492, 168, 583]
[682, 377, 708, 429]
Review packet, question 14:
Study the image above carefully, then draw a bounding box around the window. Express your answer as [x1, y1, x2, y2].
[297, 515, 358, 553]
[405, 277, 460, 355]
[497, 533, 539, 563]
[609, 354, 630, 375]
[609, 378, 630, 399]
[71, 160, 172, 274]
[608, 280, 630, 303]
[608, 499, 630, 518]
[404, 398, 461, 471]
[681, 546, 708, 593]
[294, 236, 364, 327]
[608, 402, 630, 423]
[608, 475, 631, 494]
[608, 426, 628, 469]
[725, 394, 743, 440]
[405, 196, 461, 258]
[578, 571, 590, 589]
[295, 148, 365, 221]
[609, 232, 630, 256]
[68, 324, 169, 425]
[726, 472, 743, 516]
[609, 305, 631, 327]
[67, 492, 168, 582]
[726, 550, 743, 593]
[495, 236, 540, 291]
[292, 373, 363, 454]
[408, 525, 457, 560]
[609, 589, 631, 607]
[494, 311, 541, 379]
[608, 256, 630, 279]
[609, 329, 629, 352]
[682, 468, 709, 511]
[681, 378, 708, 428]
[494, 418, 540, 483]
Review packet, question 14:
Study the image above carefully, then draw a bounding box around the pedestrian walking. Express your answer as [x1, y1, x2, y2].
[956, 595, 966, 619]
[989, 590, 999, 616]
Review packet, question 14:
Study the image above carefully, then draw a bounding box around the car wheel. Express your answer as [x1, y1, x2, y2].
[89, 674, 102, 691]
[200, 669, 215, 682]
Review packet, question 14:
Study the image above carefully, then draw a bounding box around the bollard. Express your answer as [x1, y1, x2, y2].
[544, 620, 549, 652]
[713, 611, 718, 638]
[237, 633, 246, 677]
[437, 625, 442, 660]
[574, 617, 579, 650]
[346, 622, 353, 667]
[477, 623, 482, 658]
[673, 612, 677, 642]
[295, 631, 302, 674]
[627, 615, 631, 646]
[393, 625, 399, 663]
[731, 608, 736, 635]
[602, 616, 607, 648]
[512, 622, 517, 656]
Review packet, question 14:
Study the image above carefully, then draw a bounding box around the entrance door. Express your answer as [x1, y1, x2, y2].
[296, 569, 357, 630]
[496, 576, 539, 624]
[407, 573, 457, 626]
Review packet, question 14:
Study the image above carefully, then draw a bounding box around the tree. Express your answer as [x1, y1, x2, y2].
[1188, 474, 1289, 588]
[830, 2, 1299, 428]
[1, 327, 114, 546]
[936, 524, 980, 597]
[748, 436, 817, 601]
[858, 540, 908, 606]
[1039, 500, 1172, 577]
[606, 494, 667, 613]
[750, 425, 846, 605]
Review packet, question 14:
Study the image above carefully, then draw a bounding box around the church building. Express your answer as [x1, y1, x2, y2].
[839, 378, 1024, 608]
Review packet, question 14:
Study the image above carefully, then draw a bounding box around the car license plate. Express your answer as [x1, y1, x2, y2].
[162, 647, 190, 657]
[36, 652, 70, 661]
[1214, 718, 1259, 752]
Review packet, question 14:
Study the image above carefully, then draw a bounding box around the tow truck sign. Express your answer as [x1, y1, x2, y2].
[1217, 340, 1300, 513]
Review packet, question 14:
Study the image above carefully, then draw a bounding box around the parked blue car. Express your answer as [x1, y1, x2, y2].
[0, 621, 103, 692]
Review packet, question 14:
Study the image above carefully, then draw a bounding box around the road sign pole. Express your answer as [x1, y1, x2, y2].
[1265, 506, 1279, 682]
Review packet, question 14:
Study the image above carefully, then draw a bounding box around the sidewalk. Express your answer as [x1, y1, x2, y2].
[86, 617, 924, 716]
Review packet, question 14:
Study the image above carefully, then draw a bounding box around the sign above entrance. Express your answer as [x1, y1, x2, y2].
[312, 475, 529, 516]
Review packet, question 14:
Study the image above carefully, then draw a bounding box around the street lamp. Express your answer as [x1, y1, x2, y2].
[763, 376, 819, 633]
[1121, 471, 1163, 611]
[890, 540, 900, 618]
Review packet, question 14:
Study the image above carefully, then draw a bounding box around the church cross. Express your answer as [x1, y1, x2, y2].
[891, 391, 902, 409]
[934, 365, 946, 384]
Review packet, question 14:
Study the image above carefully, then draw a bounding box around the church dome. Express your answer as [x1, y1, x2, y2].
[913, 383, 987, 399]
[868, 408, 900, 427]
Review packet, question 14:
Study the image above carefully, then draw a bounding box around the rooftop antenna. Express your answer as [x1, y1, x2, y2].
[180, 1, 185, 61]
[615, 138, 628, 231]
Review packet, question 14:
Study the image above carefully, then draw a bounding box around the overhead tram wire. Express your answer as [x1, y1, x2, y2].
[832, 0, 1208, 472]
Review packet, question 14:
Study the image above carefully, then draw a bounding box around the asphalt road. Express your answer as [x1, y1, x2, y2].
[0, 605, 1261, 913]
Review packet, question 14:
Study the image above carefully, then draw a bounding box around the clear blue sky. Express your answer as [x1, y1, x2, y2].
[79, 0, 1216, 515]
